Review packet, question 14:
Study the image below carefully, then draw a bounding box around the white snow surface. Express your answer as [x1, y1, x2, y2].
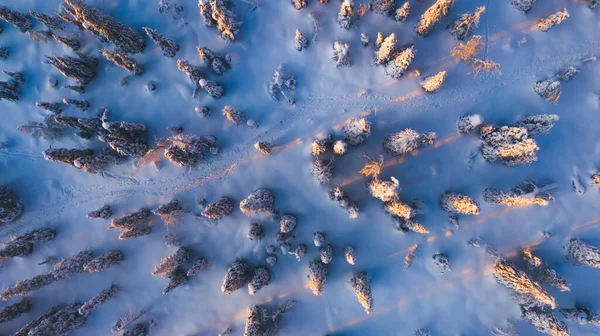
[1, 0, 600, 335]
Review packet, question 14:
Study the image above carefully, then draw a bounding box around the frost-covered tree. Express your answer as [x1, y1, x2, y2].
[79, 284, 118, 316]
[198, 78, 224, 98]
[558, 66, 579, 81]
[164, 233, 181, 247]
[269, 65, 296, 105]
[312, 158, 334, 184]
[101, 49, 143, 75]
[29, 10, 63, 30]
[123, 323, 148, 336]
[560, 306, 600, 326]
[243, 300, 297, 336]
[0, 7, 33, 32]
[361, 33, 370, 46]
[62, 0, 146, 53]
[328, 187, 359, 219]
[538, 9, 569, 32]
[248, 223, 264, 241]
[320, 244, 333, 264]
[197, 0, 240, 41]
[280, 242, 291, 255]
[367, 177, 399, 203]
[343, 118, 371, 145]
[394, 216, 429, 233]
[349, 271, 373, 314]
[333, 140, 347, 155]
[521, 307, 569, 336]
[240, 189, 276, 216]
[147, 133, 214, 167]
[338, 0, 356, 29]
[290, 244, 306, 262]
[441, 192, 480, 215]
[153, 200, 185, 225]
[87, 205, 112, 219]
[373, 0, 395, 15]
[493, 259, 556, 309]
[197, 46, 230, 75]
[385, 47, 415, 79]
[511, 0, 537, 12]
[534, 79, 561, 103]
[219, 327, 233, 336]
[254, 141, 272, 155]
[432, 253, 451, 274]
[266, 254, 277, 266]
[332, 40, 350, 67]
[177, 59, 203, 89]
[513, 114, 559, 136]
[483, 181, 554, 207]
[45, 53, 98, 84]
[27, 30, 53, 43]
[42, 148, 93, 169]
[448, 6, 485, 40]
[99, 117, 149, 157]
[36, 101, 63, 114]
[0, 298, 31, 323]
[294, 29, 308, 51]
[416, 0, 454, 36]
[312, 135, 332, 156]
[564, 238, 600, 268]
[404, 244, 418, 270]
[457, 114, 483, 133]
[375, 33, 397, 66]
[143, 27, 179, 58]
[414, 329, 431, 336]
[0, 77, 20, 102]
[421, 71, 447, 92]
[221, 259, 249, 295]
[163, 267, 188, 294]
[291, 0, 307, 10]
[522, 249, 569, 292]
[43, 147, 125, 174]
[308, 259, 328, 296]
[152, 247, 190, 278]
[18, 116, 66, 140]
[0, 47, 8, 60]
[395, 2, 410, 22]
[384, 128, 435, 156]
[53, 34, 81, 50]
[187, 257, 211, 276]
[248, 266, 270, 295]
[479, 124, 539, 167]
[222, 105, 245, 125]
[52, 250, 94, 280]
[202, 197, 233, 219]
[344, 245, 356, 265]
[1, 273, 56, 301]
[279, 214, 298, 233]
[63, 98, 90, 111]
[13, 302, 87, 336]
[109, 208, 152, 239]
[491, 320, 519, 336]
[313, 232, 326, 247]
[83, 250, 124, 273]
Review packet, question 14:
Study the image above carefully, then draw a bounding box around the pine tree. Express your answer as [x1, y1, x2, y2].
[198, 78, 224, 99]
[432, 253, 451, 274]
[479, 124, 539, 166]
[0, 228, 56, 259]
[560, 306, 600, 326]
[311, 135, 332, 156]
[534, 78, 561, 103]
[538, 9, 569, 32]
[201, 197, 234, 219]
[292, 0, 307, 10]
[279, 214, 298, 233]
[240, 189, 276, 216]
[493, 259, 556, 309]
[222, 106, 245, 125]
[521, 307, 569, 336]
[123, 323, 148, 336]
[344, 245, 356, 265]
[312, 158, 334, 184]
[45, 53, 98, 84]
[483, 181, 554, 207]
[99, 118, 149, 157]
[395, 2, 410, 22]
[0, 48, 8, 60]
[337, 0, 356, 29]
[254, 141, 272, 155]
[109, 208, 152, 238]
[0, 186, 23, 223]
[83, 250, 124, 273]
[143, 27, 179, 58]
[332, 40, 350, 67]
[248, 266, 271, 295]
[63, 98, 90, 111]
[384, 129, 435, 156]
[448, 7, 485, 40]
[62, 0, 146, 53]
[27, 30, 53, 43]
[308, 259, 328, 296]
[243, 300, 297, 336]
[268, 65, 297, 105]
[14, 302, 87, 336]
[416, 0, 454, 37]
[164, 233, 182, 247]
[293, 29, 308, 51]
[221, 259, 249, 295]
[248, 223, 265, 241]
[187, 257, 211, 276]
[101, 49, 143, 75]
[564, 238, 600, 268]
[313, 232, 326, 247]
[513, 114, 559, 136]
[152, 247, 190, 278]
[163, 267, 188, 294]
[0, 78, 20, 102]
[52, 250, 95, 280]
[333, 140, 347, 155]
[1, 274, 56, 301]
[320, 244, 333, 264]
[36, 101, 63, 114]
[441, 192, 480, 215]
[523, 249, 569, 292]
[421, 71, 447, 92]
[328, 187, 359, 219]
[385, 47, 415, 79]
[511, 0, 536, 12]
[29, 10, 64, 30]
[87, 205, 112, 219]
[197, 46, 230, 75]
[373, 0, 395, 15]
[343, 118, 371, 145]
[0, 7, 33, 32]
[0, 298, 32, 323]
[457, 114, 483, 133]
[53, 34, 80, 50]
[350, 271, 374, 314]
[197, 0, 240, 41]
[79, 284, 119, 316]
[153, 200, 185, 224]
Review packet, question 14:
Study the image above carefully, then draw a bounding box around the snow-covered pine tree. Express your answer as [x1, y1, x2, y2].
[45, 53, 98, 84]
[63, 98, 90, 111]
[374, 33, 397, 66]
[533, 78, 561, 103]
[198, 79, 224, 98]
[243, 300, 297, 336]
[344, 245, 356, 265]
[143, 27, 179, 58]
[279, 214, 298, 233]
[320, 244, 333, 264]
[222, 105, 245, 125]
[416, 0, 454, 36]
[197, 46, 231, 75]
[62, 0, 146, 53]
[123, 323, 148, 336]
[269, 65, 297, 105]
[432, 253, 451, 273]
[441, 192, 480, 215]
[312, 158, 334, 184]
[201, 197, 234, 219]
[448, 6, 485, 40]
[197, 0, 240, 41]
[511, 0, 537, 12]
[513, 114, 558, 136]
[564, 238, 600, 268]
[308, 259, 328, 296]
[373, 0, 395, 16]
[560, 306, 600, 326]
[248, 223, 265, 241]
[493, 259, 556, 309]
[87, 205, 112, 219]
[328, 187, 359, 219]
[13, 302, 87, 336]
[221, 259, 249, 295]
[248, 266, 271, 295]
[53, 34, 81, 51]
[152, 247, 190, 278]
[421, 71, 447, 92]
[101, 49, 143, 75]
[0, 186, 24, 223]
[384, 128, 435, 155]
[337, 0, 356, 29]
[313, 232, 326, 247]
[52, 250, 95, 280]
[36, 101, 63, 114]
[537, 8, 569, 32]
[343, 118, 371, 145]
[522, 249, 569, 292]
[78, 284, 119, 316]
[483, 181, 554, 207]
[479, 124, 539, 166]
[294, 29, 308, 51]
[349, 271, 374, 314]
[385, 47, 415, 79]
[240, 189, 276, 216]
[521, 307, 569, 336]
[0, 297, 32, 323]
[29, 10, 63, 30]
[152, 200, 185, 225]
[457, 114, 483, 133]
[332, 40, 350, 67]
[0, 7, 33, 32]
[163, 267, 188, 294]
[187, 257, 211, 276]
[83, 250, 125, 273]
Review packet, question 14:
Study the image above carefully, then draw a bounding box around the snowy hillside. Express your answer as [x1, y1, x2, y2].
[1, 0, 600, 335]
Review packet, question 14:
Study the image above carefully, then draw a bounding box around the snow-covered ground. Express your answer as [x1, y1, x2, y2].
[1, 0, 600, 335]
